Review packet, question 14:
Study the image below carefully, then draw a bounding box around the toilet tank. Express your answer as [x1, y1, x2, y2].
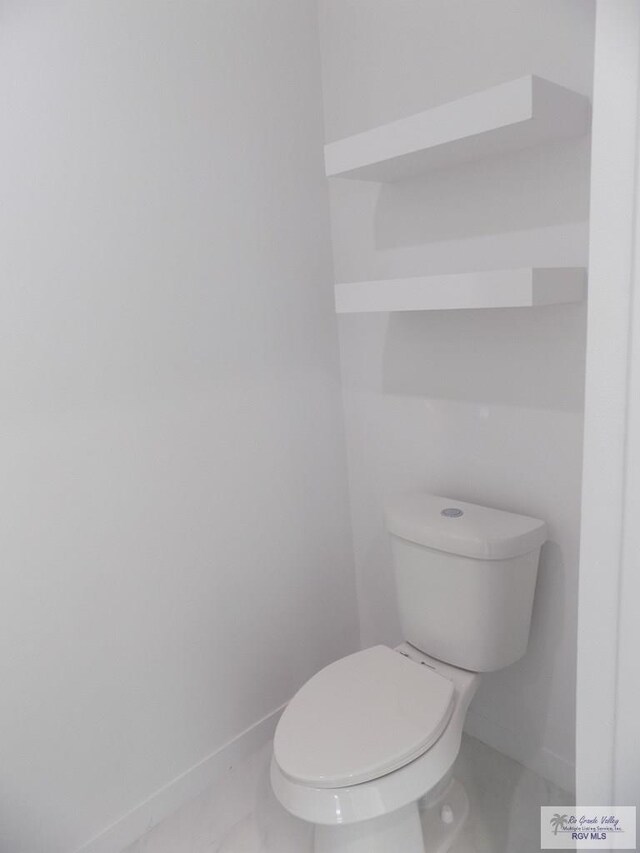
[386, 494, 547, 672]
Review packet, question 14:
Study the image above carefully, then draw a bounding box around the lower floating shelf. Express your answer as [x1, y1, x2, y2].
[334, 267, 586, 314]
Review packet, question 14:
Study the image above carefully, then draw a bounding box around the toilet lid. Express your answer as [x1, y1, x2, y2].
[273, 646, 455, 789]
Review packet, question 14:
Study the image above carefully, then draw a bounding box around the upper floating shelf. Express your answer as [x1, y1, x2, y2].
[334, 268, 587, 314]
[324, 76, 590, 182]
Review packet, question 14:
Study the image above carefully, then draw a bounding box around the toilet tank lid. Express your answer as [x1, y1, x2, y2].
[385, 493, 547, 560]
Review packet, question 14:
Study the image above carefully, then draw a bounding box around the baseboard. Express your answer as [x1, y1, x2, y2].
[73, 704, 285, 853]
[464, 709, 575, 795]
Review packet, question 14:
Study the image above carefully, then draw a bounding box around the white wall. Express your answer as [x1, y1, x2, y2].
[0, 3, 358, 851]
[318, 0, 595, 791]
[577, 0, 640, 809]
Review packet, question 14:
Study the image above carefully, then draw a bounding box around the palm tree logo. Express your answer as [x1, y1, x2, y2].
[550, 814, 569, 835]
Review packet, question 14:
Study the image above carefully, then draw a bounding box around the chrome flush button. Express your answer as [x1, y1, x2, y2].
[441, 507, 464, 518]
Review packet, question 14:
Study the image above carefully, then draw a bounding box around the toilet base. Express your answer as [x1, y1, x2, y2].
[313, 777, 468, 853]
[419, 777, 469, 853]
[314, 801, 424, 853]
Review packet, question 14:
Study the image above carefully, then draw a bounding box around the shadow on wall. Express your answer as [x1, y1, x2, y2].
[373, 137, 591, 250]
[362, 138, 591, 414]
[381, 303, 587, 412]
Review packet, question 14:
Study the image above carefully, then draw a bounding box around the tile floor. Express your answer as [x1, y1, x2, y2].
[124, 735, 572, 853]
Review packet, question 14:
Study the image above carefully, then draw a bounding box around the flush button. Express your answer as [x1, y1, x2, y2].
[441, 507, 464, 518]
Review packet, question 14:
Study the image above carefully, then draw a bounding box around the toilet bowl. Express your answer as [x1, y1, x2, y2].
[271, 643, 478, 852]
[271, 494, 546, 852]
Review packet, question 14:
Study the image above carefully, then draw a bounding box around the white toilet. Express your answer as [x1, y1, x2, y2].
[271, 493, 547, 853]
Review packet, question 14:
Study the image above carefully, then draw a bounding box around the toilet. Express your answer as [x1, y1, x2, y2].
[270, 493, 547, 853]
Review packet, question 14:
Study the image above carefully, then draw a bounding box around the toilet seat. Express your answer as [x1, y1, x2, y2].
[271, 646, 480, 827]
[273, 645, 455, 789]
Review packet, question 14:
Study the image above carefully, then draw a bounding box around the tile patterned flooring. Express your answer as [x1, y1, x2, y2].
[125, 735, 572, 853]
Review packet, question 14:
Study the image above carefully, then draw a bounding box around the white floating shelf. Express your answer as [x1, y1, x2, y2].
[334, 268, 587, 314]
[325, 76, 590, 182]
